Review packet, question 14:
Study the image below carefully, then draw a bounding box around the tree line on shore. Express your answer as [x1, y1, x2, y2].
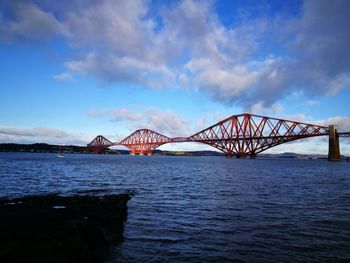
[0, 143, 224, 156]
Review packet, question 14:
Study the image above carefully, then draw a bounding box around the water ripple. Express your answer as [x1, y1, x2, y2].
[1, 153, 350, 262]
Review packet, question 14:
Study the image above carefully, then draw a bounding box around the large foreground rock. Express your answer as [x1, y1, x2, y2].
[0, 194, 131, 263]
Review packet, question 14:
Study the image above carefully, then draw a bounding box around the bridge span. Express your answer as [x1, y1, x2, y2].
[87, 113, 349, 161]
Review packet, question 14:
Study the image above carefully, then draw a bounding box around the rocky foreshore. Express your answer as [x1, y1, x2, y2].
[0, 194, 131, 263]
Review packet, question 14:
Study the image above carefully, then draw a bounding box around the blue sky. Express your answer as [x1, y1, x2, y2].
[0, 0, 350, 154]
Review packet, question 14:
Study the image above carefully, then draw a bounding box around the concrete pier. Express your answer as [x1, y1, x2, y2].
[328, 125, 341, 161]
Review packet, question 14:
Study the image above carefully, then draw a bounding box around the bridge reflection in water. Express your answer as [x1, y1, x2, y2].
[87, 113, 350, 161]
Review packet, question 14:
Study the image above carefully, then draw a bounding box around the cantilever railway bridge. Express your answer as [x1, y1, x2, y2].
[88, 113, 350, 160]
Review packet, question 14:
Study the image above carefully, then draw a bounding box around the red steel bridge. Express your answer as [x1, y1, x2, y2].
[88, 113, 350, 160]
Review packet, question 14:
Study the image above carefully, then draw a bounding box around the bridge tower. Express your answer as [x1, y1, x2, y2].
[87, 135, 113, 154]
[119, 129, 171, 155]
[328, 125, 341, 161]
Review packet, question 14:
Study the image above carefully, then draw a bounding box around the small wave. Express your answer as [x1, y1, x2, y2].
[126, 236, 192, 244]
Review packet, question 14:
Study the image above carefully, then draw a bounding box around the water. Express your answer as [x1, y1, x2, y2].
[1, 152, 350, 262]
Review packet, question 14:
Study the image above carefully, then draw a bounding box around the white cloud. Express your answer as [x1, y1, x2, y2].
[88, 108, 143, 122]
[250, 101, 283, 115]
[193, 111, 228, 132]
[281, 114, 311, 123]
[64, 0, 152, 55]
[0, 125, 93, 145]
[271, 0, 350, 98]
[158, 142, 215, 152]
[62, 0, 174, 88]
[315, 116, 350, 132]
[53, 72, 73, 81]
[143, 108, 188, 136]
[2, 0, 350, 112]
[0, 2, 66, 42]
[88, 107, 189, 137]
[189, 62, 259, 101]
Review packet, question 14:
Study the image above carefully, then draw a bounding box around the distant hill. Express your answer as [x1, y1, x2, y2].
[0, 143, 92, 154]
[0, 143, 223, 156]
[0, 143, 343, 159]
[259, 152, 328, 159]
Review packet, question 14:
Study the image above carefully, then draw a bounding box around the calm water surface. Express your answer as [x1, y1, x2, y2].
[1, 153, 350, 262]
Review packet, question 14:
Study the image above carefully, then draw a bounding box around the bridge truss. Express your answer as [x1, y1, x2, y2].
[87, 113, 331, 158]
[87, 135, 113, 154]
[188, 114, 328, 158]
[338, 132, 350, 137]
[119, 129, 171, 155]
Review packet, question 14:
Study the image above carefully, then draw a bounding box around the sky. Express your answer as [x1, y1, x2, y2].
[0, 0, 350, 154]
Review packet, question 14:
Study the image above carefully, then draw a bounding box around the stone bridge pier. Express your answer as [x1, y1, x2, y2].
[328, 125, 341, 161]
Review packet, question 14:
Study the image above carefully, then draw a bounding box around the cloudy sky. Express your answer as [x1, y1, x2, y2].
[1, 0, 350, 154]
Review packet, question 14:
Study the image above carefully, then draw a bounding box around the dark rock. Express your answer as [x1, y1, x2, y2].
[0, 194, 131, 263]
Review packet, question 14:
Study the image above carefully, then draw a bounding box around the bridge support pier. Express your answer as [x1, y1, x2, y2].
[225, 152, 256, 159]
[235, 153, 247, 159]
[225, 152, 233, 158]
[250, 153, 256, 159]
[91, 147, 106, 154]
[328, 125, 341, 161]
[129, 149, 153, 156]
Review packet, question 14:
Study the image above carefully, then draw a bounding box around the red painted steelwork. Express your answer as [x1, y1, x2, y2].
[118, 129, 171, 155]
[87, 135, 113, 154]
[87, 113, 331, 157]
[188, 113, 328, 158]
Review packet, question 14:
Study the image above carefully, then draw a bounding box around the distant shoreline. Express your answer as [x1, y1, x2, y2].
[0, 143, 342, 159]
[0, 143, 223, 156]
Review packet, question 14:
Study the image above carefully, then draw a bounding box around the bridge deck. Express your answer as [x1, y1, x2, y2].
[339, 132, 350, 137]
[87, 113, 350, 157]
